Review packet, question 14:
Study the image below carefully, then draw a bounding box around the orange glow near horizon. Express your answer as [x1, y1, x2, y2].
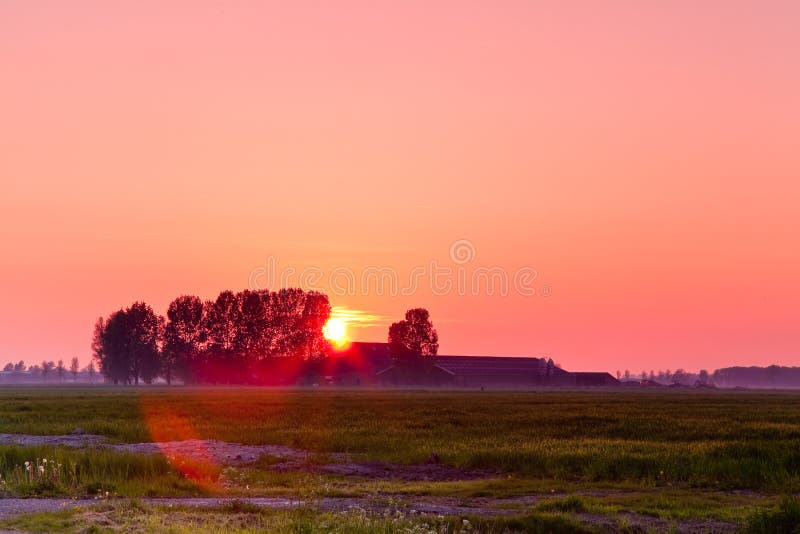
[1, 2, 799, 373]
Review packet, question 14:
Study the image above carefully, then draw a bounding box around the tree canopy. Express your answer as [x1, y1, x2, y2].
[92, 288, 332, 385]
[388, 308, 439, 361]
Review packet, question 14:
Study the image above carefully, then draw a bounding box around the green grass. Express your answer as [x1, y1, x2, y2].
[0, 388, 798, 490]
[746, 496, 800, 533]
[0, 444, 208, 497]
[0, 388, 796, 529]
[0, 501, 595, 534]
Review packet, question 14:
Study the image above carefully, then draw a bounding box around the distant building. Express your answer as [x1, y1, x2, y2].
[572, 372, 620, 387]
[325, 342, 619, 388]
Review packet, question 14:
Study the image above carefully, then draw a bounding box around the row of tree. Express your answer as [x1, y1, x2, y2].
[2, 358, 96, 381]
[92, 288, 332, 385]
[616, 369, 711, 385]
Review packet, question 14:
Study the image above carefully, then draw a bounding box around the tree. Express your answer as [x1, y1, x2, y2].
[95, 302, 163, 385]
[124, 302, 163, 384]
[57, 359, 65, 382]
[70, 357, 80, 381]
[163, 295, 205, 385]
[388, 308, 439, 361]
[266, 288, 309, 360]
[96, 310, 129, 384]
[203, 291, 245, 382]
[14, 360, 25, 372]
[86, 361, 96, 384]
[673, 368, 688, 384]
[91, 317, 104, 373]
[41, 360, 54, 381]
[698, 369, 709, 384]
[301, 291, 332, 361]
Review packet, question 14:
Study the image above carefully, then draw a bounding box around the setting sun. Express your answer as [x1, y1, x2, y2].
[323, 317, 348, 348]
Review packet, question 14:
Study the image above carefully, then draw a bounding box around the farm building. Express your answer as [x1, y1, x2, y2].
[325, 342, 618, 388]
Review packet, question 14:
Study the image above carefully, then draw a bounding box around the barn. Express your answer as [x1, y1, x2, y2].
[324, 342, 618, 388]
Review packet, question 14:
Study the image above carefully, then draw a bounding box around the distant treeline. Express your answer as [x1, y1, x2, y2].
[712, 366, 800, 389]
[91, 289, 332, 385]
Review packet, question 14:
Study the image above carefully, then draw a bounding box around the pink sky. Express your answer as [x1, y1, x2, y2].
[1, 1, 798, 372]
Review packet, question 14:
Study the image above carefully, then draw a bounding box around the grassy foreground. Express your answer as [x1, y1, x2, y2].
[1, 387, 799, 491]
[1, 388, 799, 531]
[1, 500, 589, 534]
[3, 497, 799, 533]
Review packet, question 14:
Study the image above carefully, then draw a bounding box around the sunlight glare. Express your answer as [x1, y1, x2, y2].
[323, 317, 348, 347]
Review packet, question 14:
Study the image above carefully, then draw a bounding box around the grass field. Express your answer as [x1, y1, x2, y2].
[0, 387, 799, 532]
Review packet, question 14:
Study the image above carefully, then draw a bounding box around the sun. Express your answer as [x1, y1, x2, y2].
[323, 317, 349, 347]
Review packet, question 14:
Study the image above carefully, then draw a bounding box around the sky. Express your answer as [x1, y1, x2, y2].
[1, 1, 798, 373]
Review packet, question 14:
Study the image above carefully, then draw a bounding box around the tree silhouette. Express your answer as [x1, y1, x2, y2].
[301, 291, 332, 361]
[93, 288, 336, 385]
[70, 357, 80, 381]
[86, 361, 96, 384]
[57, 359, 65, 382]
[95, 303, 162, 385]
[388, 308, 439, 361]
[163, 295, 205, 385]
[14, 361, 25, 372]
[203, 290, 245, 383]
[267, 288, 309, 359]
[2, 363, 12, 372]
[41, 360, 54, 381]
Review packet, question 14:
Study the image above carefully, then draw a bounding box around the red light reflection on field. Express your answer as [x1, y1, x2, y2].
[139, 395, 220, 488]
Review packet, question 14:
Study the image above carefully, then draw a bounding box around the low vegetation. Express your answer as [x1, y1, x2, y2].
[0, 388, 798, 531]
[1, 388, 799, 491]
[0, 445, 200, 497]
[0, 500, 593, 534]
